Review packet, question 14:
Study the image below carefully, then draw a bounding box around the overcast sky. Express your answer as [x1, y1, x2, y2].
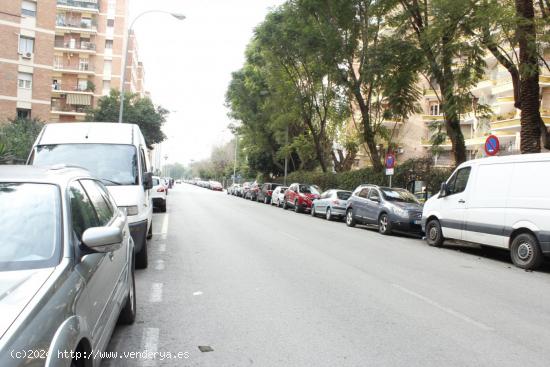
[130, 0, 285, 165]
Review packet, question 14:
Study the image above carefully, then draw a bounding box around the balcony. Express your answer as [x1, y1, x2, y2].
[54, 40, 96, 54]
[53, 63, 95, 75]
[52, 83, 94, 95]
[56, 0, 99, 13]
[422, 113, 475, 125]
[491, 115, 550, 132]
[55, 19, 97, 34]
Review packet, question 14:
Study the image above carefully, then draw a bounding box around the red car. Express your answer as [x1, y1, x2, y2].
[209, 180, 223, 191]
[283, 183, 321, 213]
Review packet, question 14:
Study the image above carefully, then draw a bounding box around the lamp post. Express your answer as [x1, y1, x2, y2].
[232, 135, 238, 184]
[118, 11, 186, 123]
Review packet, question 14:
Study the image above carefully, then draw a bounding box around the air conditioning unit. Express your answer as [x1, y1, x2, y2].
[397, 147, 404, 154]
[22, 52, 32, 59]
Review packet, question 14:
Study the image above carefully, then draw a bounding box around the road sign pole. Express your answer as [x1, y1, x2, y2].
[389, 175, 392, 188]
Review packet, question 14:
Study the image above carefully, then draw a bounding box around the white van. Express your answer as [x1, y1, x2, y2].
[28, 122, 153, 269]
[422, 153, 550, 270]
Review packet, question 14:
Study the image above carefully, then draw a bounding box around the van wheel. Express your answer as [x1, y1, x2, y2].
[345, 209, 356, 227]
[135, 234, 148, 269]
[510, 233, 543, 270]
[146, 222, 153, 239]
[378, 213, 392, 235]
[426, 219, 444, 247]
[118, 256, 136, 325]
[160, 200, 167, 213]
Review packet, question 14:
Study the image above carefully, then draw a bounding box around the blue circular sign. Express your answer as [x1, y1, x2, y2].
[385, 154, 395, 169]
[484, 135, 500, 156]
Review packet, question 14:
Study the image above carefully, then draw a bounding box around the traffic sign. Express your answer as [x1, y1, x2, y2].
[484, 135, 500, 156]
[386, 168, 394, 176]
[385, 153, 396, 169]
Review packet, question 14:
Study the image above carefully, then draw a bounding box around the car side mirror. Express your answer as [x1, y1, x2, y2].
[371, 196, 380, 203]
[82, 226, 123, 253]
[440, 182, 448, 198]
[143, 172, 153, 190]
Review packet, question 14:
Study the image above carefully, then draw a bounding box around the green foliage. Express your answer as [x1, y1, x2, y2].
[86, 89, 168, 148]
[0, 118, 44, 163]
[278, 158, 451, 194]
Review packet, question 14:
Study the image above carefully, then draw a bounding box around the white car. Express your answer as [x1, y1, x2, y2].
[151, 176, 167, 212]
[271, 186, 288, 207]
[422, 152, 550, 270]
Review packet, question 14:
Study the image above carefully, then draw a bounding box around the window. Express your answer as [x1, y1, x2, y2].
[140, 149, 148, 174]
[16, 108, 31, 119]
[446, 167, 471, 195]
[21, 0, 36, 17]
[105, 40, 113, 49]
[368, 189, 380, 201]
[430, 104, 440, 116]
[108, 0, 116, 12]
[80, 180, 114, 226]
[102, 80, 111, 95]
[107, 19, 115, 27]
[77, 79, 88, 91]
[69, 181, 99, 240]
[19, 36, 34, 54]
[358, 188, 370, 198]
[79, 58, 89, 71]
[336, 191, 351, 200]
[18, 72, 32, 89]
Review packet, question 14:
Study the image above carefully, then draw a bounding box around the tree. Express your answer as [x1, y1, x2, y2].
[0, 117, 44, 163]
[296, 0, 423, 171]
[86, 89, 168, 148]
[395, 0, 487, 165]
[471, 0, 550, 152]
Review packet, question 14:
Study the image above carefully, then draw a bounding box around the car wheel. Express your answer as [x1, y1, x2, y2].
[345, 209, 356, 227]
[510, 233, 543, 270]
[118, 255, 136, 325]
[378, 213, 392, 235]
[311, 205, 316, 217]
[294, 200, 302, 213]
[278, 200, 282, 208]
[326, 208, 333, 221]
[146, 221, 153, 239]
[283, 199, 288, 210]
[160, 200, 167, 213]
[135, 231, 148, 269]
[426, 219, 444, 247]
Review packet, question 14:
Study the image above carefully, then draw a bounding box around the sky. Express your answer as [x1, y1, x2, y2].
[129, 0, 285, 165]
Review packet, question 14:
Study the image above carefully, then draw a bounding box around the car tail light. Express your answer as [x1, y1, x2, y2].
[157, 187, 165, 192]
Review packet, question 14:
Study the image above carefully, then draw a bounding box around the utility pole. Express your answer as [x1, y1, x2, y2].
[284, 125, 289, 186]
[233, 135, 238, 184]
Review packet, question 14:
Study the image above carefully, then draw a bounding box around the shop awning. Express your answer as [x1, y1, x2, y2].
[66, 93, 92, 106]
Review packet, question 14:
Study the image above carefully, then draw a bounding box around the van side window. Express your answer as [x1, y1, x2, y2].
[140, 148, 147, 175]
[447, 167, 471, 195]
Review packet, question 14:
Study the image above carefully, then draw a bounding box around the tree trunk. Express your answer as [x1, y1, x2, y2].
[516, 0, 542, 153]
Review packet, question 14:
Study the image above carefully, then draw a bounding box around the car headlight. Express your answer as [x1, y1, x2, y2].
[120, 206, 139, 216]
[392, 206, 408, 217]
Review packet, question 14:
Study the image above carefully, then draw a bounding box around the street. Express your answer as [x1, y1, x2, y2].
[104, 183, 550, 367]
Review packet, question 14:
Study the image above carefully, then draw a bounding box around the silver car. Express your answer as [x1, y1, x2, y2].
[271, 186, 288, 207]
[311, 189, 352, 220]
[0, 166, 135, 367]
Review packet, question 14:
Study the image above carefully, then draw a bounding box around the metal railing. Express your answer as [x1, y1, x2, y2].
[57, 0, 99, 10]
[56, 19, 97, 31]
[53, 63, 95, 72]
[54, 41, 96, 51]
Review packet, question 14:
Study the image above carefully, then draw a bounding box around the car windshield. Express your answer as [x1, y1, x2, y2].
[32, 144, 138, 186]
[336, 191, 352, 200]
[380, 188, 419, 204]
[0, 183, 61, 271]
[299, 185, 320, 195]
[153, 177, 160, 186]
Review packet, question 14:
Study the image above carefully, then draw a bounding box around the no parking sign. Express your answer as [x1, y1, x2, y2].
[484, 135, 500, 156]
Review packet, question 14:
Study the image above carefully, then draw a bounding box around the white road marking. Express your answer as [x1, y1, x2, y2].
[150, 283, 163, 303]
[282, 232, 299, 241]
[158, 243, 166, 252]
[155, 260, 165, 271]
[161, 214, 170, 234]
[392, 284, 493, 331]
[193, 291, 203, 296]
[140, 328, 159, 366]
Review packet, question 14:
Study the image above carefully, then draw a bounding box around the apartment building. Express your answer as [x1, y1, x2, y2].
[351, 50, 550, 169]
[0, 0, 56, 122]
[0, 0, 146, 123]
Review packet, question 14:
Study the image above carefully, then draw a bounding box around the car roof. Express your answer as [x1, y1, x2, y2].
[0, 165, 92, 185]
[37, 122, 141, 145]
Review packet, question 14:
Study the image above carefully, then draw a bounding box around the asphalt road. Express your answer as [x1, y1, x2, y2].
[103, 183, 550, 367]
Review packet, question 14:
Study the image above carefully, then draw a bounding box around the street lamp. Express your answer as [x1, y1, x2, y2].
[118, 11, 186, 123]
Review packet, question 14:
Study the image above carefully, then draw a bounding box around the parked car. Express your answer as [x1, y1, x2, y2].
[209, 180, 223, 191]
[30, 122, 153, 269]
[271, 186, 288, 207]
[151, 176, 167, 212]
[176, 179, 181, 184]
[257, 182, 281, 204]
[161, 177, 170, 195]
[245, 182, 261, 200]
[311, 189, 352, 220]
[345, 185, 423, 235]
[0, 166, 136, 367]
[283, 183, 321, 213]
[227, 183, 241, 195]
[241, 182, 252, 198]
[422, 153, 550, 270]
